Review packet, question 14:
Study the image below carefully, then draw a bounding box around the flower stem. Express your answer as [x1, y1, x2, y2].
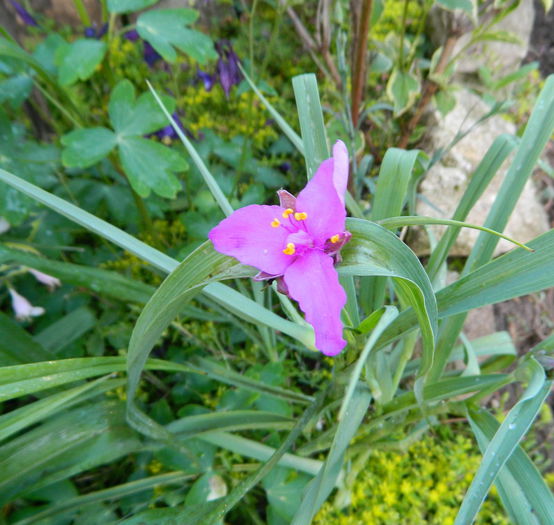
[350, 0, 373, 128]
[72, 0, 91, 26]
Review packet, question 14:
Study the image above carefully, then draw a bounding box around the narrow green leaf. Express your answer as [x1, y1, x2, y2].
[426, 134, 518, 281]
[126, 242, 254, 441]
[239, 63, 304, 154]
[13, 471, 188, 525]
[380, 215, 532, 252]
[34, 306, 96, 352]
[341, 219, 437, 377]
[455, 359, 551, 524]
[468, 408, 554, 525]
[147, 81, 234, 217]
[0, 244, 154, 303]
[291, 387, 371, 524]
[0, 376, 122, 442]
[292, 74, 329, 178]
[465, 74, 554, 271]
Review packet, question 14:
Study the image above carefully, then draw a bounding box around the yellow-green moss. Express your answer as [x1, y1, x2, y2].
[314, 433, 509, 525]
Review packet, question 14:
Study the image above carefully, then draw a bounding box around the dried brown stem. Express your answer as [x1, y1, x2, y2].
[397, 35, 458, 149]
[350, 0, 373, 128]
[285, 3, 342, 89]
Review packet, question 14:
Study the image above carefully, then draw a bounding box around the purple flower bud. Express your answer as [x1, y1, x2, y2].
[124, 29, 140, 42]
[197, 68, 214, 92]
[9, 288, 45, 321]
[10, 1, 38, 27]
[143, 41, 162, 67]
[150, 112, 186, 142]
[84, 22, 108, 39]
[215, 40, 241, 98]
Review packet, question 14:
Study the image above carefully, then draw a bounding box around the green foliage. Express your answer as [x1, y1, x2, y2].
[137, 9, 217, 64]
[0, 2, 553, 524]
[313, 431, 510, 525]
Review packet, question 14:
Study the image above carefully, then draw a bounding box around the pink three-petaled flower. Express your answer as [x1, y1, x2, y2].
[209, 140, 351, 356]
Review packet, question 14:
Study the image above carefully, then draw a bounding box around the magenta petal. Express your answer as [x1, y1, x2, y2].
[332, 140, 349, 207]
[208, 205, 292, 275]
[296, 158, 346, 244]
[284, 250, 347, 356]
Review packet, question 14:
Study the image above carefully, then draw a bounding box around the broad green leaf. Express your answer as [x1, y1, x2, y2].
[61, 127, 116, 169]
[436, 0, 476, 17]
[109, 79, 176, 136]
[107, 0, 158, 13]
[292, 74, 329, 178]
[137, 9, 217, 64]
[118, 136, 187, 198]
[263, 467, 311, 524]
[57, 39, 106, 86]
[0, 74, 33, 108]
[386, 69, 420, 116]
[0, 311, 53, 366]
[455, 359, 551, 524]
[468, 408, 554, 525]
[434, 89, 456, 116]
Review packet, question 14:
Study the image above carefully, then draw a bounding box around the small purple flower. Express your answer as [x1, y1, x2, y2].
[197, 68, 214, 92]
[209, 141, 351, 356]
[84, 23, 108, 39]
[124, 29, 140, 42]
[152, 112, 185, 142]
[28, 269, 61, 291]
[9, 288, 45, 321]
[143, 41, 162, 67]
[10, 1, 38, 27]
[123, 31, 162, 67]
[215, 40, 241, 98]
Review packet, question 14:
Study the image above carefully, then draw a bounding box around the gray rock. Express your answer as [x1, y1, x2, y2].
[454, 1, 535, 76]
[414, 89, 549, 257]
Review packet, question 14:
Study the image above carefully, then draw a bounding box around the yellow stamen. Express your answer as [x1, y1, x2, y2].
[330, 234, 340, 244]
[282, 243, 296, 255]
[282, 208, 294, 218]
[294, 211, 308, 221]
[271, 218, 281, 228]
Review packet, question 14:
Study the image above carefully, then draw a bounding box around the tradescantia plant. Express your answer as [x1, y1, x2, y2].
[0, 68, 553, 525]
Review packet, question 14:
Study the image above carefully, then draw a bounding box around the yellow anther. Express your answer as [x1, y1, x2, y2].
[282, 243, 296, 255]
[270, 218, 281, 228]
[330, 234, 340, 244]
[282, 208, 294, 218]
[294, 211, 308, 221]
